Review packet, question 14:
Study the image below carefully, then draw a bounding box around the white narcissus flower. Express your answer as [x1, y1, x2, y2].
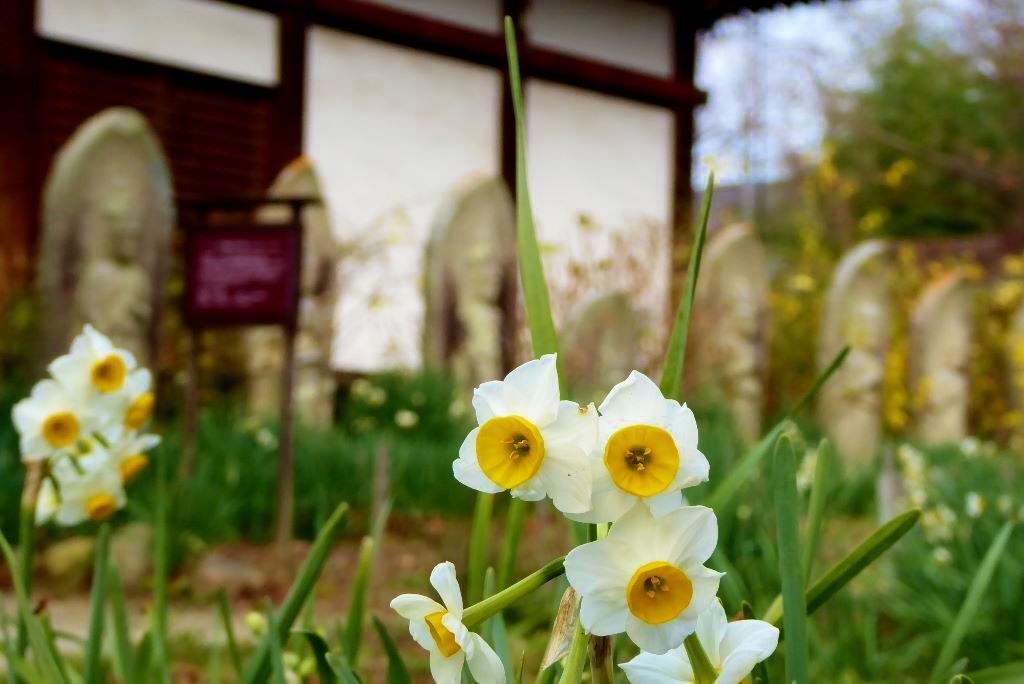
[565, 503, 723, 654]
[570, 371, 708, 523]
[620, 599, 779, 684]
[103, 427, 161, 484]
[390, 562, 505, 684]
[12, 379, 91, 461]
[36, 448, 126, 526]
[49, 325, 137, 401]
[121, 368, 156, 430]
[453, 355, 596, 515]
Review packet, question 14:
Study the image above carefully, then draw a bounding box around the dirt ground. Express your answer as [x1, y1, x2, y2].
[7, 509, 574, 682]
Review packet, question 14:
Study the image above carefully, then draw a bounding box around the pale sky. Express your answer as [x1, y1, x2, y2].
[693, 0, 976, 187]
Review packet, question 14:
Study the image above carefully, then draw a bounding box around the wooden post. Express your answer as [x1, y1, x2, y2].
[274, 199, 304, 544]
[180, 327, 201, 479]
[372, 441, 390, 521]
[669, 8, 701, 328]
[274, 322, 298, 544]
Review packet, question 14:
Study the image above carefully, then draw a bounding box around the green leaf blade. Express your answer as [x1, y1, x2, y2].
[372, 616, 412, 684]
[82, 524, 110, 684]
[660, 172, 714, 401]
[930, 522, 1015, 683]
[773, 435, 809, 684]
[243, 501, 349, 684]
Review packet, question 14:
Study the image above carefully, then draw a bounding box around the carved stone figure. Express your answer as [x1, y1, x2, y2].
[422, 176, 517, 390]
[818, 240, 893, 466]
[245, 157, 342, 428]
[560, 291, 643, 405]
[38, 108, 174, 365]
[909, 271, 972, 445]
[692, 223, 768, 444]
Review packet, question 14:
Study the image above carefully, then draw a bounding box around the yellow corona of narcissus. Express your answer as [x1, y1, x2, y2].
[390, 562, 505, 684]
[565, 503, 722, 655]
[569, 371, 709, 524]
[453, 354, 596, 515]
[620, 599, 779, 684]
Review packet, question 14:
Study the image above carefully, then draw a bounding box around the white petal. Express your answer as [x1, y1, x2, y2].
[48, 354, 87, 388]
[693, 599, 729, 667]
[542, 401, 598, 452]
[644, 490, 683, 518]
[502, 355, 560, 426]
[510, 480, 546, 501]
[666, 401, 699, 452]
[465, 633, 506, 683]
[604, 503, 659, 558]
[409, 618, 436, 652]
[453, 429, 504, 494]
[443, 613, 473, 654]
[625, 614, 694, 655]
[429, 649, 465, 684]
[125, 368, 153, 395]
[82, 324, 113, 354]
[716, 620, 779, 684]
[567, 467, 635, 524]
[579, 596, 628, 636]
[390, 594, 444, 622]
[598, 371, 667, 424]
[20, 436, 50, 462]
[430, 562, 464, 617]
[473, 381, 509, 424]
[537, 444, 591, 514]
[12, 398, 38, 434]
[655, 506, 718, 567]
[565, 540, 632, 603]
[678, 565, 724, 622]
[620, 647, 694, 684]
[673, 447, 710, 490]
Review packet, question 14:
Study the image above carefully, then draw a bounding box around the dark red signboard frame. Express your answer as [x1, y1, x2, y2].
[178, 195, 318, 543]
[183, 224, 302, 328]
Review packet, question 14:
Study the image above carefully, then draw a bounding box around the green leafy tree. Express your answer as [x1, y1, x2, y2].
[828, 3, 1024, 237]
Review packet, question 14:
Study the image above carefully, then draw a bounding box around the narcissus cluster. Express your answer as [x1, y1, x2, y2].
[13, 325, 160, 526]
[393, 355, 779, 683]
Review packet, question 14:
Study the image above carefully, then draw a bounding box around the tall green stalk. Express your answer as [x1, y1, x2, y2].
[16, 462, 43, 655]
[461, 556, 565, 628]
[152, 453, 171, 683]
[684, 633, 718, 684]
[83, 523, 111, 684]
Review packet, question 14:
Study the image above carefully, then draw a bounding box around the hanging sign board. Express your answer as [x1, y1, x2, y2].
[184, 225, 301, 328]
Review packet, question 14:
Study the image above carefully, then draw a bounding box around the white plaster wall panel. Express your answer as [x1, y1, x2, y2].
[525, 79, 674, 357]
[37, 0, 279, 86]
[527, 0, 673, 76]
[305, 28, 501, 371]
[367, 0, 502, 33]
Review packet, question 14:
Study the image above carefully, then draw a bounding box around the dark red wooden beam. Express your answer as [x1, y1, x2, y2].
[306, 0, 704, 108]
[0, 0, 39, 303]
[668, 5, 702, 331]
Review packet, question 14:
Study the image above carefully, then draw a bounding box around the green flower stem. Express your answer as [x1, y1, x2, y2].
[16, 461, 43, 655]
[461, 556, 565, 628]
[684, 634, 718, 684]
[497, 498, 527, 589]
[467, 492, 495, 604]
